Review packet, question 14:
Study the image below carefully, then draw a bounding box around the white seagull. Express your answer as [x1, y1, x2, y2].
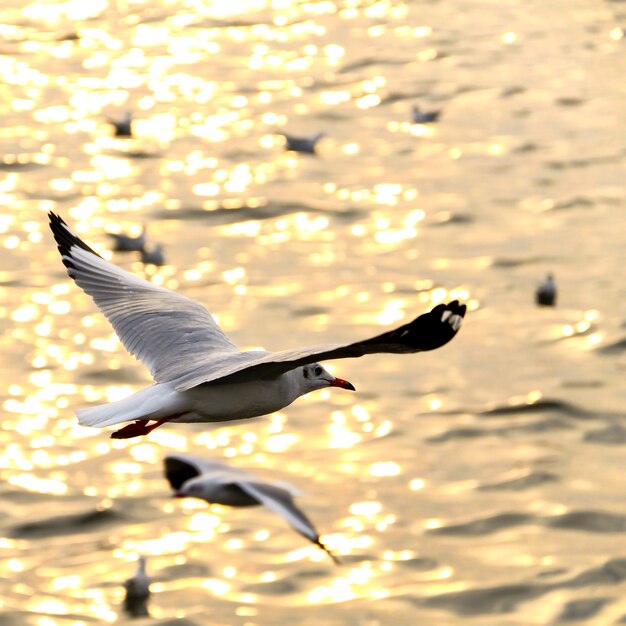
[164, 454, 339, 563]
[282, 131, 325, 154]
[107, 111, 134, 138]
[535, 272, 557, 306]
[411, 105, 441, 124]
[48, 213, 466, 440]
[122, 555, 151, 618]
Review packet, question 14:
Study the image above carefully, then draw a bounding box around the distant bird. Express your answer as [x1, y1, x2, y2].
[48, 212, 465, 440]
[108, 112, 134, 138]
[282, 131, 325, 154]
[164, 454, 340, 563]
[411, 105, 441, 124]
[122, 555, 150, 618]
[58, 32, 81, 42]
[140, 242, 165, 266]
[536, 273, 557, 306]
[107, 226, 146, 253]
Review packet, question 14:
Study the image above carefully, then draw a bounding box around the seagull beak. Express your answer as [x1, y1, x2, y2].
[328, 376, 356, 391]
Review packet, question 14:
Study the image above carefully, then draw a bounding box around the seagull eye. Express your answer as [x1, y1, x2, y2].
[314, 365, 323, 376]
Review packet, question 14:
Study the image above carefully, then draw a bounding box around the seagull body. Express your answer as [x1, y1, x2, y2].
[536, 273, 557, 306]
[283, 131, 325, 154]
[123, 555, 150, 618]
[48, 213, 465, 440]
[411, 105, 441, 124]
[164, 454, 339, 563]
[77, 366, 340, 432]
[107, 227, 146, 253]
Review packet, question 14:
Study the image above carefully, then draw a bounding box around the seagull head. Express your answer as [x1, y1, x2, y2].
[300, 363, 355, 392]
[174, 477, 208, 500]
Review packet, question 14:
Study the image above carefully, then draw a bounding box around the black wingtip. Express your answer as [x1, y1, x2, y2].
[317, 539, 341, 566]
[415, 299, 466, 351]
[48, 212, 101, 272]
[163, 456, 202, 491]
[364, 299, 467, 353]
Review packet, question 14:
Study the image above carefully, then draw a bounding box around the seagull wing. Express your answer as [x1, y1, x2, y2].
[238, 481, 339, 564]
[163, 454, 251, 491]
[173, 300, 467, 390]
[49, 213, 239, 385]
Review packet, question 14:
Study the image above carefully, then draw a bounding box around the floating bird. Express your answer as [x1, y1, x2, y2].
[108, 112, 134, 138]
[122, 555, 150, 618]
[48, 212, 466, 440]
[536, 272, 557, 306]
[107, 226, 146, 253]
[140, 242, 165, 266]
[282, 131, 325, 154]
[165, 454, 339, 563]
[411, 105, 441, 124]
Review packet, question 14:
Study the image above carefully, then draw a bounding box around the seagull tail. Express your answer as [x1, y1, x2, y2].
[76, 384, 182, 429]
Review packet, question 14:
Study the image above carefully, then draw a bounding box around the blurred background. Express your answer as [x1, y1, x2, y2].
[1, 0, 626, 624]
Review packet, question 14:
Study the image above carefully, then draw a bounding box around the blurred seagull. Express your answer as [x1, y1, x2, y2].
[123, 555, 150, 618]
[411, 105, 441, 124]
[536, 272, 557, 306]
[165, 454, 340, 563]
[48, 212, 466, 440]
[282, 131, 325, 154]
[140, 242, 165, 267]
[107, 226, 146, 253]
[108, 111, 134, 138]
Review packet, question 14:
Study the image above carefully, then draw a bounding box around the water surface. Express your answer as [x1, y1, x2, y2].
[1, 0, 626, 624]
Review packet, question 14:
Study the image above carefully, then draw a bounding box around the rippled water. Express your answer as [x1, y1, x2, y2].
[1, 0, 626, 623]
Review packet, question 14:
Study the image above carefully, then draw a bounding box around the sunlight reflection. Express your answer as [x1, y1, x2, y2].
[369, 462, 401, 477]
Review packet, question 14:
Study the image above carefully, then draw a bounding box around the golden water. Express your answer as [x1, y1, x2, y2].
[1, 0, 626, 623]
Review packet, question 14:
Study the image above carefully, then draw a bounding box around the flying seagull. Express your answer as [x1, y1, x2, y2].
[282, 131, 325, 154]
[536, 272, 557, 306]
[164, 454, 339, 563]
[48, 212, 466, 439]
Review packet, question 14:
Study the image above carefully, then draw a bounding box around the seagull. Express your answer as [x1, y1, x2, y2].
[536, 272, 557, 306]
[122, 555, 150, 618]
[108, 111, 134, 138]
[48, 212, 466, 440]
[164, 454, 340, 563]
[140, 242, 165, 266]
[107, 226, 146, 253]
[411, 105, 441, 124]
[282, 131, 325, 154]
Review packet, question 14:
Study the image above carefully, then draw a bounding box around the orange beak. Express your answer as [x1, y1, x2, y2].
[328, 376, 356, 391]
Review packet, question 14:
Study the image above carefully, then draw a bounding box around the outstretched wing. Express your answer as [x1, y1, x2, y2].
[172, 300, 467, 390]
[164, 455, 214, 490]
[238, 481, 339, 564]
[48, 213, 239, 384]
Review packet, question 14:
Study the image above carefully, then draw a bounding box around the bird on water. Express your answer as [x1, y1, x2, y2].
[282, 131, 325, 154]
[411, 105, 441, 124]
[122, 555, 150, 618]
[536, 273, 557, 306]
